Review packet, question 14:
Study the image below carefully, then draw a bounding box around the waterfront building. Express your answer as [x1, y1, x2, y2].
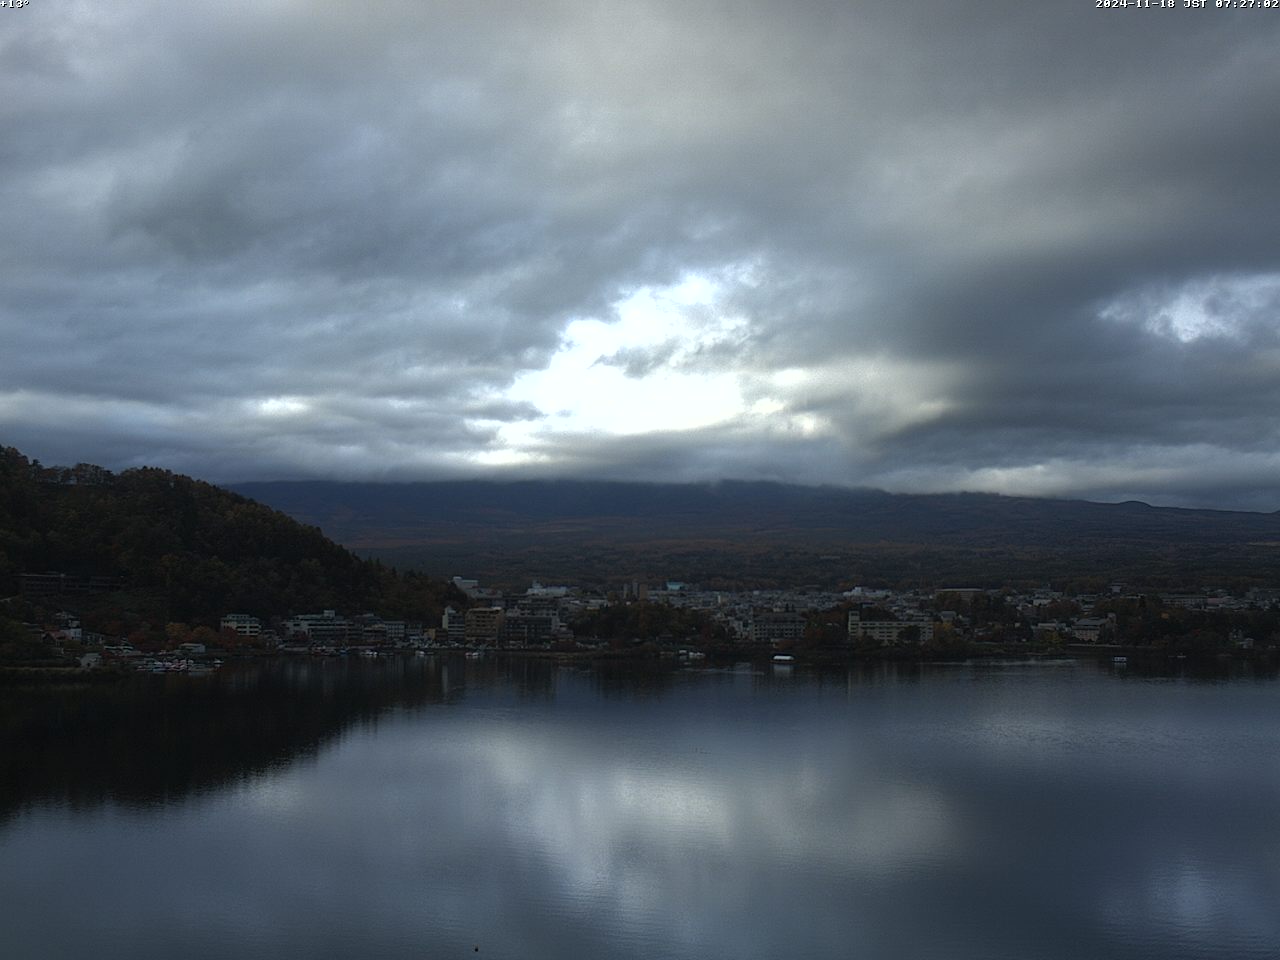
[220, 613, 262, 638]
[847, 609, 934, 645]
[464, 606, 505, 642]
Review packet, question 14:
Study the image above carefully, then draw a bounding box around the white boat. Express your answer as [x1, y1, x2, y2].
[772, 654, 795, 663]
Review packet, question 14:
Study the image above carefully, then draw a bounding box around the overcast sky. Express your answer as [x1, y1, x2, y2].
[3, 1, 1280, 508]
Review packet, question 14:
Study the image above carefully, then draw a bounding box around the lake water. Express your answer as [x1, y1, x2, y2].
[3, 656, 1279, 960]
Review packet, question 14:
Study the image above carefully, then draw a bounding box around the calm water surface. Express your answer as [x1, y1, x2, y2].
[2, 656, 1279, 959]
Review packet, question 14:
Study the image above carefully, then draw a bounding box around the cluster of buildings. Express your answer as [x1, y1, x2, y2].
[194, 580, 1280, 653]
[16, 570, 1280, 663]
[220, 580, 588, 649]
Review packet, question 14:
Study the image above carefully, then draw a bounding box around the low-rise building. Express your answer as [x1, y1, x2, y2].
[1070, 616, 1113, 643]
[501, 610, 561, 644]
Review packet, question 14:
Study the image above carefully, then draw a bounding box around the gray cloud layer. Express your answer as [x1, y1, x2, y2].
[3, 1, 1279, 507]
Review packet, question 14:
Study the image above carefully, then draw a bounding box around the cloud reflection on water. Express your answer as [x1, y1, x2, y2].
[4, 662, 1280, 959]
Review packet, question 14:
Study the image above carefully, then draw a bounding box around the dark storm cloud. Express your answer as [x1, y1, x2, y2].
[2, 1, 1279, 505]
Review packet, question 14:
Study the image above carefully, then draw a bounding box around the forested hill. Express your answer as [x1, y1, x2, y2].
[0, 447, 457, 625]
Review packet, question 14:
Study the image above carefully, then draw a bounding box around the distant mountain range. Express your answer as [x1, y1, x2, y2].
[228, 480, 1280, 590]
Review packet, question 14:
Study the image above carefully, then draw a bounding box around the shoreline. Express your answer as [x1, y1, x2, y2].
[4, 642, 1275, 683]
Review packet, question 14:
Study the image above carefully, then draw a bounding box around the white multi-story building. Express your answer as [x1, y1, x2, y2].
[847, 610, 934, 645]
[751, 610, 807, 645]
[220, 613, 262, 637]
[282, 610, 350, 644]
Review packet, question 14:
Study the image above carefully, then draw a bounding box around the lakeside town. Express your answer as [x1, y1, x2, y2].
[9, 571, 1280, 675]
[7, 448, 1280, 676]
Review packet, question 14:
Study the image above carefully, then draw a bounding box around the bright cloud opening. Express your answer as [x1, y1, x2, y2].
[254, 396, 310, 418]
[494, 272, 751, 446]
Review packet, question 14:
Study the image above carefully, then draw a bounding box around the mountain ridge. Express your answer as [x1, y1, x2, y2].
[227, 479, 1280, 589]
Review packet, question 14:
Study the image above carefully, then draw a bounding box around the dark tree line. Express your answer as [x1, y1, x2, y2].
[571, 601, 725, 642]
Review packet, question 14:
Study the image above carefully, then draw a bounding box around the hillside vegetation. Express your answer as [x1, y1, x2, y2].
[0, 447, 458, 633]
